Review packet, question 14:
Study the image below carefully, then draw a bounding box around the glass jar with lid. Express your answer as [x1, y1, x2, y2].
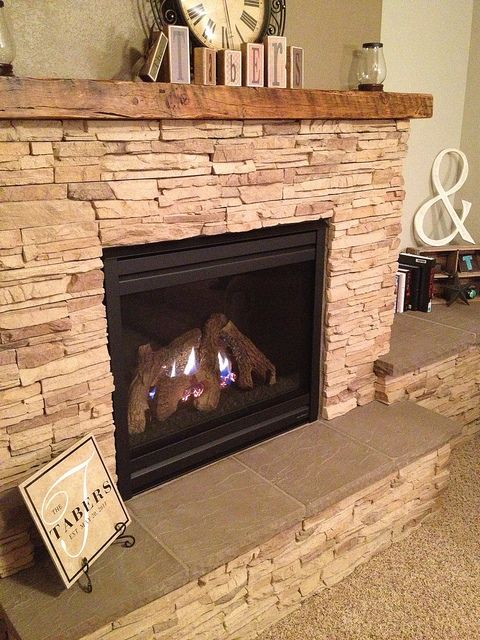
[357, 42, 386, 91]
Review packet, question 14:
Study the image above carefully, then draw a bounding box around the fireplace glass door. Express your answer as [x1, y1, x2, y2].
[104, 223, 325, 497]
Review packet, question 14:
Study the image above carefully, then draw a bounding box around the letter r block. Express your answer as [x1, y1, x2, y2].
[264, 36, 287, 88]
[241, 43, 264, 87]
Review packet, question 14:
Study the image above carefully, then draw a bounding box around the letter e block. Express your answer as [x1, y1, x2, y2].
[194, 48, 217, 85]
[162, 25, 190, 84]
[287, 46, 304, 89]
[217, 49, 242, 86]
[264, 36, 287, 88]
[241, 43, 264, 87]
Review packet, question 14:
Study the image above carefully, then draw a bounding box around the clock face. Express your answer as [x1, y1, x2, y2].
[178, 0, 268, 50]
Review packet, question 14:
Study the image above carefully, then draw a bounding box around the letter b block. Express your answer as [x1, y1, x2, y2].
[241, 43, 264, 87]
[264, 36, 287, 88]
[217, 50, 242, 86]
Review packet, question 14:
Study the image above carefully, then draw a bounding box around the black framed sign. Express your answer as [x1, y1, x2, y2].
[19, 434, 130, 589]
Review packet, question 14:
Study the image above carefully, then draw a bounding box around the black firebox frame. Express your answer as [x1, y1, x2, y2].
[104, 221, 326, 499]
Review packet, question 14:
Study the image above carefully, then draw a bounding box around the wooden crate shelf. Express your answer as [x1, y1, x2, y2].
[408, 245, 480, 304]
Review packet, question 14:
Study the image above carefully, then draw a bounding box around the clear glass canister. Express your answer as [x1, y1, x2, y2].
[357, 42, 386, 91]
[0, 0, 15, 76]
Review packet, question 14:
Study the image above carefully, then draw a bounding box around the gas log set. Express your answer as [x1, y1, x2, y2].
[128, 313, 277, 435]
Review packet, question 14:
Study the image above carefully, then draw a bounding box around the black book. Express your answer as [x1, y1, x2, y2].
[398, 252, 436, 312]
[398, 262, 421, 310]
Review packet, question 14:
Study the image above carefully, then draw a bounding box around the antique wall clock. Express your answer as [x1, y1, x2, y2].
[151, 0, 286, 50]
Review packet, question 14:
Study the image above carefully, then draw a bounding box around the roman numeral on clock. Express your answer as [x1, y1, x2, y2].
[187, 3, 206, 25]
[202, 18, 216, 42]
[240, 10, 257, 31]
[245, 0, 260, 6]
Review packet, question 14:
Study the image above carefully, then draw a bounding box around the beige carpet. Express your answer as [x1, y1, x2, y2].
[260, 432, 480, 640]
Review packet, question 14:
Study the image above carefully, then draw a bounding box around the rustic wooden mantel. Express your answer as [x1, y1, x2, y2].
[0, 77, 432, 121]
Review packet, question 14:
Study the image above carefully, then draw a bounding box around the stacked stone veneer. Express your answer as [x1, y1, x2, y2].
[0, 117, 408, 578]
[375, 345, 480, 441]
[69, 444, 448, 640]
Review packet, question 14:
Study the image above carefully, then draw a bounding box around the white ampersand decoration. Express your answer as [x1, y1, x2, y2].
[414, 148, 475, 246]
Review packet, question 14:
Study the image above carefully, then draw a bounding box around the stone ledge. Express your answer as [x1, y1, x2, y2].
[375, 306, 480, 377]
[374, 306, 480, 432]
[0, 401, 461, 640]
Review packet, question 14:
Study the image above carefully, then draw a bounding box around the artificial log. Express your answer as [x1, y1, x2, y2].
[220, 320, 276, 388]
[194, 314, 227, 412]
[128, 314, 277, 435]
[128, 329, 201, 433]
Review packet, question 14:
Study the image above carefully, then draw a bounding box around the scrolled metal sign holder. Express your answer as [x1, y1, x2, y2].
[78, 522, 136, 594]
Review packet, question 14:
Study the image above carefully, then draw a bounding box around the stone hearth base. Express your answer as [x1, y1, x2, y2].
[0, 401, 460, 640]
[375, 307, 480, 440]
[86, 450, 449, 640]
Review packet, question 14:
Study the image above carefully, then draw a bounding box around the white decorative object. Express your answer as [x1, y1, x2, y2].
[414, 148, 475, 246]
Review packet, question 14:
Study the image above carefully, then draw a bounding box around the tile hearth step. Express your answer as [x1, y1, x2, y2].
[374, 306, 480, 434]
[375, 306, 480, 377]
[0, 401, 460, 640]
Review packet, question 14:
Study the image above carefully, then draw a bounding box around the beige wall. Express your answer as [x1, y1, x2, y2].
[285, 0, 382, 89]
[460, 0, 480, 242]
[8, 0, 151, 80]
[7, 0, 381, 87]
[381, 0, 474, 249]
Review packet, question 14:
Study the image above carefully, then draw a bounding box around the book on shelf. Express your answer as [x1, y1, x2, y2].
[398, 252, 436, 312]
[395, 269, 407, 312]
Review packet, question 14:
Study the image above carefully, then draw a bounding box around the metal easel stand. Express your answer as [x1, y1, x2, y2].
[78, 522, 136, 594]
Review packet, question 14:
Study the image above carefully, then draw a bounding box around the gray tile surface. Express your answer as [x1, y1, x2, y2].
[375, 312, 475, 376]
[236, 423, 395, 516]
[410, 304, 480, 340]
[328, 400, 461, 467]
[0, 519, 187, 640]
[128, 457, 305, 577]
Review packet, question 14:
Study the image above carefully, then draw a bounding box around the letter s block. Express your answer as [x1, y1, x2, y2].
[241, 43, 264, 87]
[264, 36, 287, 88]
[287, 46, 304, 89]
[162, 25, 190, 84]
[217, 49, 242, 86]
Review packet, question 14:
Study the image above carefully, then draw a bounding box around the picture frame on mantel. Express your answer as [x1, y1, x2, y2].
[139, 30, 168, 82]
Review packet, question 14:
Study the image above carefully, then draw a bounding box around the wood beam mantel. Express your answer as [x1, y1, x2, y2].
[0, 77, 433, 121]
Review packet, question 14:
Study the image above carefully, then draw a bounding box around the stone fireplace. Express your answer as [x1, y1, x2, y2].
[0, 79, 432, 579]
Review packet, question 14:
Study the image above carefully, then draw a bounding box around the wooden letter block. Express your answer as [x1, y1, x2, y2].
[287, 46, 304, 89]
[162, 25, 190, 84]
[241, 43, 264, 87]
[217, 50, 242, 86]
[264, 36, 287, 88]
[140, 31, 168, 82]
[194, 48, 217, 85]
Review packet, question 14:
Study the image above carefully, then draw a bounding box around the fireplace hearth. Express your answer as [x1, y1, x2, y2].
[104, 222, 326, 497]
